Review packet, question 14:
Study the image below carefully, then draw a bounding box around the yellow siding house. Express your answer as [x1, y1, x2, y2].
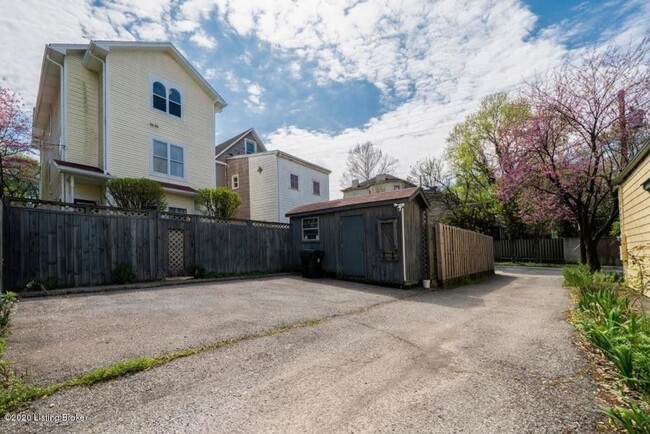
[33, 41, 227, 213]
[617, 140, 650, 294]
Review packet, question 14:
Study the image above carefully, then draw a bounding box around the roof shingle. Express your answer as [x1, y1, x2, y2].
[286, 187, 421, 217]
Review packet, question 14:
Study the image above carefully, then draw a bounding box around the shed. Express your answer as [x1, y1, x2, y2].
[286, 187, 430, 287]
[616, 140, 650, 292]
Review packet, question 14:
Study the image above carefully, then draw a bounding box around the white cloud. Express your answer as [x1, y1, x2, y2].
[245, 83, 265, 112]
[190, 29, 217, 49]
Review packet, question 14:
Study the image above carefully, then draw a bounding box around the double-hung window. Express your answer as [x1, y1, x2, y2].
[313, 181, 320, 196]
[152, 79, 182, 118]
[153, 139, 184, 178]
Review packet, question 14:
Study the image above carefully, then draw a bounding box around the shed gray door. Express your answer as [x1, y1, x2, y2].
[340, 215, 365, 277]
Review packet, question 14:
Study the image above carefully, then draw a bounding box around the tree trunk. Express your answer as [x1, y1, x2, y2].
[579, 234, 587, 265]
[585, 238, 601, 272]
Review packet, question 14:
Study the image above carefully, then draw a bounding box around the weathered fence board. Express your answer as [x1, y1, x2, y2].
[494, 238, 564, 262]
[2, 198, 296, 291]
[432, 223, 494, 287]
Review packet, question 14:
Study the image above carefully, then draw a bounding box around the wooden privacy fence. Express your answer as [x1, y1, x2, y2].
[2, 198, 296, 291]
[429, 223, 494, 287]
[494, 238, 564, 262]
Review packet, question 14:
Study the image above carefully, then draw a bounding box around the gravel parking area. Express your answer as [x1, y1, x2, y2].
[5, 276, 412, 384]
[3, 267, 599, 433]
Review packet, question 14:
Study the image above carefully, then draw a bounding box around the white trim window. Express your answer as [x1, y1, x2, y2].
[290, 173, 299, 190]
[231, 174, 239, 189]
[151, 77, 182, 118]
[153, 139, 184, 178]
[302, 217, 320, 241]
[244, 138, 256, 154]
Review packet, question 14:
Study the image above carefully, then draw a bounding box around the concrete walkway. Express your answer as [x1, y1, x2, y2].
[3, 268, 598, 433]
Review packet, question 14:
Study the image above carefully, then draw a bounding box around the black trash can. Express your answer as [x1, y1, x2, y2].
[300, 249, 324, 278]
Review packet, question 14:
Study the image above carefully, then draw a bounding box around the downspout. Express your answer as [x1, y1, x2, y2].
[87, 48, 108, 174]
[394, 202, 407, 283]
[401, 206, 406, 282]
[45, 53, 65, 161]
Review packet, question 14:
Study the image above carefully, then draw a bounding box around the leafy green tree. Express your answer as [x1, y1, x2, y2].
[443, 93, 531, 238]
[0, 87, 38, 198]
[106, 178, 167, 210]
[194, 187, 242, 218]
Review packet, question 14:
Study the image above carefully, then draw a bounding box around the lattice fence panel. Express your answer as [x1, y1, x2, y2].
[168, 229, 185, 275]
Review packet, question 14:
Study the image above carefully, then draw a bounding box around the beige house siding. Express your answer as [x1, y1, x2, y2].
[106, 50, 215, 194]
[39, 91, 63, 201]
[75, 183, 102, 203]
[65, 52, 100, 168]
[166, 193, 196, 213]
[619, 150, 650, 288]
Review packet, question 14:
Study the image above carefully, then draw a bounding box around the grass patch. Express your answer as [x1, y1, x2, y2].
[565, 265, 650, 433]
[0, 316, 329, 415]
[496, 261, 565, 268]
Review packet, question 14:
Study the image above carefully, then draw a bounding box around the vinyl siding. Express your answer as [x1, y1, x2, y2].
[226, 158, 250, 219]
[40, 92, 63, 201]
[106, 50, 216, 194]
[166, 193, 195, 214]
[619, 150, 650, 287]
[278, 157, 330, 223]
[65, 52, 100, 168]
[74, 183, 102, 203]
[248, 153, 279, 221]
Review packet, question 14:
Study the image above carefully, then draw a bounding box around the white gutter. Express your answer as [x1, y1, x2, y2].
[45, 53, 65, 160]
[86, 47, 109, 174]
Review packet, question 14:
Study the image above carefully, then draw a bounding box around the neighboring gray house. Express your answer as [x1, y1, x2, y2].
[215, 128, 267, 187]
[215, 129, 331, 223]
[341, 174, 416, 198]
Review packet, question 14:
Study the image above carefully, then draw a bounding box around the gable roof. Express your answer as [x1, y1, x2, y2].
[89, 41, 227, 111]
[226, 150, 331, 174]
[341, 174, 415, 192]
[286, 187, 428, 217]
[215, 128, 267, 158]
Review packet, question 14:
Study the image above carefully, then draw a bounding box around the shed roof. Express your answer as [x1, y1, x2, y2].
[286, 187, 427, 217]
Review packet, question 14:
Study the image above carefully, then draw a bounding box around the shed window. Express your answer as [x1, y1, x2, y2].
[302, 217, 319, 241]
[378, 219, 398, 261]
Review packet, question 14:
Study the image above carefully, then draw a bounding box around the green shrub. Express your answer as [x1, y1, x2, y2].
[605, 400, 650, 433]
[186, 264, 206, 279]
[0, 292, 17, 336]
[106, 178, 167, 210]
[194, 187, 242, 218]
[112, 263, 137, 284]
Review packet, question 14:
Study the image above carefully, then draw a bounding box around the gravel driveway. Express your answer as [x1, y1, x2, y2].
[3, 267, 598, 433]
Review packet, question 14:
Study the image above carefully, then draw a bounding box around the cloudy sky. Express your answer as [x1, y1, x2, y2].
[1, 0, 649, 197]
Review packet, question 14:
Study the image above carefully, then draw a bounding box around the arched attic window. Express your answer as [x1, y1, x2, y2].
[153, 81, 167, 112]
[168, 88, 181, 117]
